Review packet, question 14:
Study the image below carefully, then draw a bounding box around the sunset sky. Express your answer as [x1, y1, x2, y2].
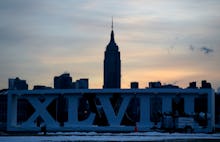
[0, 0, 220, 90]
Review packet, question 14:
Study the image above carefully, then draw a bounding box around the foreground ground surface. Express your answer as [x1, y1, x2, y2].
[0, 132, 220, 142]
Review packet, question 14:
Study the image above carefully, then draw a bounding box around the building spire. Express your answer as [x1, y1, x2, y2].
[110, 17, 115, 44]
[111, 16, 113, 31]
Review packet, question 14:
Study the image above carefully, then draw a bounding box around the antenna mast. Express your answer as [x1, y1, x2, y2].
[111, 17, 113, 30]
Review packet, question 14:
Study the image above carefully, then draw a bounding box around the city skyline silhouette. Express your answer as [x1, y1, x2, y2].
[0, 1, 220, 90]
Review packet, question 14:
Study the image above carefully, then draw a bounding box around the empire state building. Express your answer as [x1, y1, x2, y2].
[103, 20, 121, 88]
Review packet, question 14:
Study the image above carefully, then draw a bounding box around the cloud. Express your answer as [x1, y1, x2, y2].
[189, 45, 214, 55]
[0, 0, 220, 90]
[200, 46, 214, 54]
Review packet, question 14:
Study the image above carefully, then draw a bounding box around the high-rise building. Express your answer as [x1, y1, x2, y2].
[75, 78, 89, 89]
[54, 73, 89, 89]
[54, 73, 73, 89]
[8, 77, 28, 90]
[103, 19, 121, 88]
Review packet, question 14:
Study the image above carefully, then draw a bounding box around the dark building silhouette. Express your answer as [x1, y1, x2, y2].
[188, 81, 197, 89]
[33, 85, 52, 90]
[131, 82, 139, 89]
[54, 73, 89, 89]
[215, 93, 220, 129]
[75, 79, 89, 89]
[54, 73, 73, 89]
[0, 89, 7, 130]
[148, 81, 179, 89]
[149, 82, 161, 88]
[103, 19, 121, 88]
[8, 77, 28, 90]
[201, 80, 212, 88]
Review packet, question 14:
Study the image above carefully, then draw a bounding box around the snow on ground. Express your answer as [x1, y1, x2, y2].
[0, 132, 220, 142]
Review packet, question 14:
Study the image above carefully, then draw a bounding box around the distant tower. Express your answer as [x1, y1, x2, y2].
[103, 18, 121, 88]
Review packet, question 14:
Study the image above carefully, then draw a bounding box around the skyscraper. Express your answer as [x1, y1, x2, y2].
[103, 19, 121, 88]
